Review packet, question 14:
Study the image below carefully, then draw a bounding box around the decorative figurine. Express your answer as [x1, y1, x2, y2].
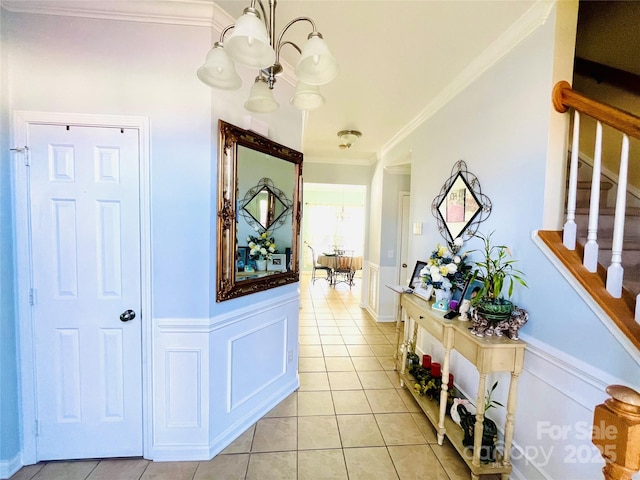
[459, 299, 471, 321]
[470, 306, 529, 340]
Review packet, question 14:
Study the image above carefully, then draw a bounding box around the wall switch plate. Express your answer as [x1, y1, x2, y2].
[413, 222, 422, 235]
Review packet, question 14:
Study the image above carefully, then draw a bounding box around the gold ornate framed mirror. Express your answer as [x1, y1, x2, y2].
[217, 120, 302, 302]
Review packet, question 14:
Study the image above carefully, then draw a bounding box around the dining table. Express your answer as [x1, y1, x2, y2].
[317, 253, 364, 271]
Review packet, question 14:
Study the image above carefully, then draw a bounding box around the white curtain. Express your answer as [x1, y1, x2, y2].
[302, 203, 365, 270]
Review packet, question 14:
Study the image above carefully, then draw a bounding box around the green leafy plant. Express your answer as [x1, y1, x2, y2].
[470, 231, 527, 303]
[471, 380, 504, 413]
[483, 380, 504, 413]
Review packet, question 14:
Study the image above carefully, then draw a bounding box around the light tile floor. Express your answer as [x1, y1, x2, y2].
[10, 275, 498, 480]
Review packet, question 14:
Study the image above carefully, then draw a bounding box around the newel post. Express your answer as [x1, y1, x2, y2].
[592, 385, 640, 480]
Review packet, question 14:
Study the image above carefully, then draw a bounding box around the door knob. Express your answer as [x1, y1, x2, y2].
[120, 309, 136, 322]
[402, 263, 407, 268]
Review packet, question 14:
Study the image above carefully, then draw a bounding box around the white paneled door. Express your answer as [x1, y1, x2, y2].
[29, 124, 142, 460]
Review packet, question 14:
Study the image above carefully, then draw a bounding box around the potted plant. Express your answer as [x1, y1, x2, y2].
[457, 380, 502, 463]
[469, 231, 527, 321]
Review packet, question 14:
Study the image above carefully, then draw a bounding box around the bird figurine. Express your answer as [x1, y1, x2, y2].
[459, 299, 471, 321]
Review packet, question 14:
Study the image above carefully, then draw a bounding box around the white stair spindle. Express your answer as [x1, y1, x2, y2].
[606, 134, 629, 298]
[563, 111, 580, 250]
[636, 294, 639, 323]
[583, 121, 603, 272]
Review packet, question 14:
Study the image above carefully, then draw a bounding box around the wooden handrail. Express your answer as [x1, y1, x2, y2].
[552, 81, 640, 140]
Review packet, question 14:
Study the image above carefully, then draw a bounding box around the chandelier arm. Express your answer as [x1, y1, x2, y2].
[218, 24, 235, 44]
[274, 16, 316, 63]
[278, 40, 302, 57]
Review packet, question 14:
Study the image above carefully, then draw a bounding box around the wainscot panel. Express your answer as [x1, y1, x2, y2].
[151, 292, 299, 461]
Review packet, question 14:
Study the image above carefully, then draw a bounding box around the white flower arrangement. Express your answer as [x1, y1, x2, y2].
[247, 231, 277, 260]
[420, 238, 470, 291]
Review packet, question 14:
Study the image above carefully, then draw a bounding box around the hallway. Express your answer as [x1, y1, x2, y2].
[10, 275, 494, 480]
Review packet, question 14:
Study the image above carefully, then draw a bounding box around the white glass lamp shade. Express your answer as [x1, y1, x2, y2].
[290, 82, 325, 111]
[245, 77, 279, 113]
[296, 34, 338, 86]
[225, 8, 275, 68]
[196, 43, 241, 90]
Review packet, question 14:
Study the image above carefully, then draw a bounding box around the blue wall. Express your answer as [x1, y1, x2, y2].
[0, 5, 20, 465]
[1, 7, 302, 470]
[386, 6, 639, 386]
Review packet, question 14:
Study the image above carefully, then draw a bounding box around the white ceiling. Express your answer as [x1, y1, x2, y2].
[216, 0, 537, 163]
[2, 0, 542, 163]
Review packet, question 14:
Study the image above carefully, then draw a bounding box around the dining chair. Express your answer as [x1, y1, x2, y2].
[332, 249, 355, 289]
[308, 245, 332, 284]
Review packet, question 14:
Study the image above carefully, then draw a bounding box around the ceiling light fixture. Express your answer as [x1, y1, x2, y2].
[337, 130, 362, 149]
[197, 0, 338, 113]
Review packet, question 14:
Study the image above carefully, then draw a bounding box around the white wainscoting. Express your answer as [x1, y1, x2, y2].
[152, 292, 300, 461]
[365, 262, 380, 320]
[412, 322, 637, 480]
[365, 262, 399, 323]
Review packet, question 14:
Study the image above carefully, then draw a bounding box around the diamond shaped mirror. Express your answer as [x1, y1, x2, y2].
[432, 160, 492, 243]
[241, 179, 291, 232]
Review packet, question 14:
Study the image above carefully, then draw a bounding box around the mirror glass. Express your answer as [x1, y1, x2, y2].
[437, 173, 481, 240]
[431, 160, 491, 244]
[217, 121, 302, 302]
[243, 187, 287, 230]
[240, 176, 293, 232]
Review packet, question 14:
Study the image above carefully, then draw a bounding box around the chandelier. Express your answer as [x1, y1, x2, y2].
[197, 0, 338, 113]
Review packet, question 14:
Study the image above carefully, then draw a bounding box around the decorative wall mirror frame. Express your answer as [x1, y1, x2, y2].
[240, 177, 293, 232]
[431, 160, 492, 244]
[217, 120, 302, 302]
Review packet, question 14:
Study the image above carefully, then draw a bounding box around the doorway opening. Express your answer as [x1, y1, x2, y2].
[301, 183, 366, 275]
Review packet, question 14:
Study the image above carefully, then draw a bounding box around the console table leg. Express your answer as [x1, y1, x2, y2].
[393, 303, 402, 363]
[502, 372, 520, 470]
[472, 373, 488, 468]
[438, 345, 452, 446]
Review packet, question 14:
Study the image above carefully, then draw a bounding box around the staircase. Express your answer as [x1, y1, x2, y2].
[573, 173, 640, 298]
[539, 81, 640, 349]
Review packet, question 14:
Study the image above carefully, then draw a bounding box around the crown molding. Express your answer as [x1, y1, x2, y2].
[303, 152, 378, 166]
[0, 0, 297, 85]
[380, 0, 557, 159]
[0, 0, 230, 27]
[384, 164, 411, 176]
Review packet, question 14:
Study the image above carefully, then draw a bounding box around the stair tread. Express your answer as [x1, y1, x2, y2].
[576, 180, 614, 189]
[576, 237, 640, 251]
[574, 206, 640, 216]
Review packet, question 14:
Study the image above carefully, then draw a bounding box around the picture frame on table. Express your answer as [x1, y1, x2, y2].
[409, 260, 432, 300]
[268, 253, 287, 272]
[460, 277, 484, 305]
[409, 261, 428, 290]
[236, 246, 249, 272]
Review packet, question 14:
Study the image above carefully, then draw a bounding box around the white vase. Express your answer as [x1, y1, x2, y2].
[255, 259, 267, 271]
[433, 288, 452, 312]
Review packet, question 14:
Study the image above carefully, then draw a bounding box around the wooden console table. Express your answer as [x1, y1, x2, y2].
[396, 293, 526, 480]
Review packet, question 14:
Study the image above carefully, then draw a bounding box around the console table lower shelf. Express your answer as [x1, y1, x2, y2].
[399, 370, 511, 479]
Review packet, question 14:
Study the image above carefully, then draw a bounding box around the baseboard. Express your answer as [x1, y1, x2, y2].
[207, 376, 300, 459]
[150, 377, 300, 462]
[0, 453, 22, 480]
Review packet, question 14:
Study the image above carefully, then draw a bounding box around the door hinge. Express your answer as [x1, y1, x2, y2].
[29, 288, 37, 306]
[10, 146, 30, 166]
